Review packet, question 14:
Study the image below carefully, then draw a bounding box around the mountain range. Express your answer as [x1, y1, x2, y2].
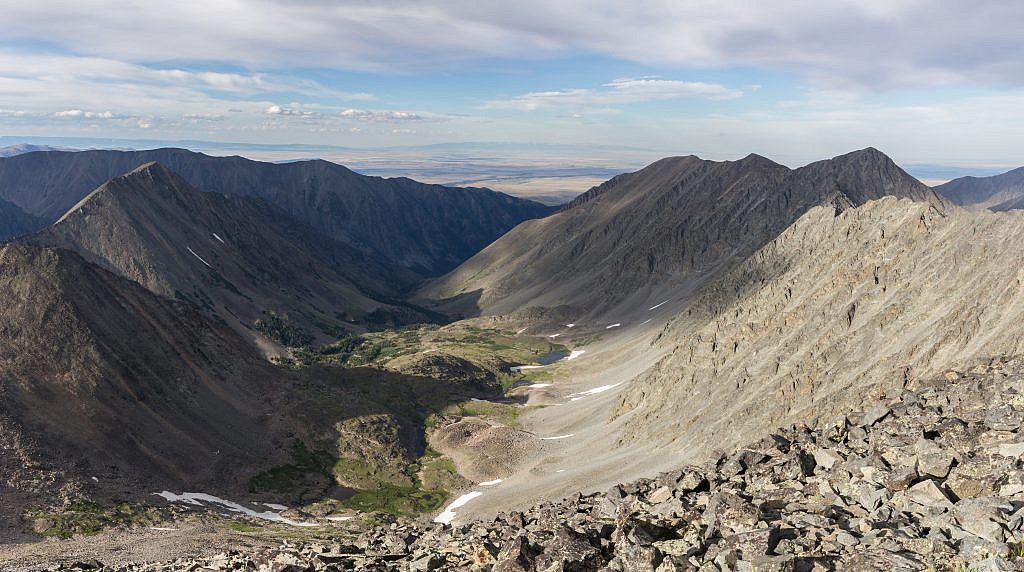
[0, 148, 553, 275]
[421, 148, 943, 317]
[934, 165, 1024, 210]
[26, 162, 431, 350]
[6, 144, 1024, 570]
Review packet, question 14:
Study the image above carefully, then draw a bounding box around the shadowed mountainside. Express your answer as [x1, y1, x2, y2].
[934, 166, 1024, 209]
[0, 199, 42, 241]
[0, 148, 554, 275]
[27, 162, 434, 349]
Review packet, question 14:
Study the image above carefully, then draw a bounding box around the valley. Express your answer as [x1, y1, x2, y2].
[4, 146, 1024, 572]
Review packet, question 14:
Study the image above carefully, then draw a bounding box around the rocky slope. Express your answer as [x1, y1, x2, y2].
[0, 198, 42, 240]
[615, 197, 1024, 466]
[0, 148, 554, 275]
[420, 148, 943, 317]
[28, 162, 429, 348]
[28, 358, 1024, 572]
[935, 166, 1024, 209]
[0, 244, 280, 507]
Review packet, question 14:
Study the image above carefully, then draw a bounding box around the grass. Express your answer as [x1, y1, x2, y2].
[338, 483, 447, 516]
[451, 400, 522, 427]
[225, 521, 263, 533]
[249, 441, 337, 501]
[24, 501, 168, 539]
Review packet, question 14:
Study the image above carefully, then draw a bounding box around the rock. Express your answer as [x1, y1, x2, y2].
[676, 470, 708, 492]
[862, 405, 891, 427]
[812, 448, 842, 471]
[409, 553, 445, 571]
[906, 480, 953, 510]
[648, 486, 673, 505]
[534, 527, 603, 571]
[494, 534, 538, 572]
[973, 556, 1016, 572]
[985, 405, 1024, 432]
[997, 442, 1024, 457]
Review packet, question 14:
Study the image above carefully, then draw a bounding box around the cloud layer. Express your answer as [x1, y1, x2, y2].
[4, 0, 1023, 89]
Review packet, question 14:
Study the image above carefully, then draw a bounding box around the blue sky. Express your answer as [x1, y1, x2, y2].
[3, 1, 1024, 167]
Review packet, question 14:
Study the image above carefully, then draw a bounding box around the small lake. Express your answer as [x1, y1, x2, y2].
[535, 349, 570, 365]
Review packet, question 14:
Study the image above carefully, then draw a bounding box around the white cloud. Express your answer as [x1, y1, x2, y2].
[54, 109, 114, 119]
[339, 108, 432, 122]
[2, 1, 1022, 89]
[488, 77, 742, 111]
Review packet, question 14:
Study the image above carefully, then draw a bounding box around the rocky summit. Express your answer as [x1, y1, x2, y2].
[37, 358, 1024, 572]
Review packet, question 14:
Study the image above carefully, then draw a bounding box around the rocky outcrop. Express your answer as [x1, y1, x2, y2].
[44, 357, 1024, 571]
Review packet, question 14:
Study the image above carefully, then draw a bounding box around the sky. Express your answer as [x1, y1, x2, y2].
[2, 0, 1024, 167]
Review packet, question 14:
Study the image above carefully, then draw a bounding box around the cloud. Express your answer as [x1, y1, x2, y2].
[53, 109, 115, 119]
[2, 1, 1023, 90]
[339, 108, 432, 122]
[488, 77, 742, 111]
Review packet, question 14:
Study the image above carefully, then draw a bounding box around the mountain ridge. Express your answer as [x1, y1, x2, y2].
[29, 161, 435, 350]
[420, 147, 944, 317]
[0, 148, 555, 275]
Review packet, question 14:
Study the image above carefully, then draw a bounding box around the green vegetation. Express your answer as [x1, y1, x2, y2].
[451, 400, 522, 427]
[24, 501, 167, 539]
[225, 521, 262, 533]
[339, 482, 447, 515]
[249, 441, 337, 502]
[255, 312, 313, 347]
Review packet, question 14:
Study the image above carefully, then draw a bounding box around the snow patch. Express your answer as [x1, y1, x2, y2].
[540, 434, 575, 440]
[640, 319, 652, 325]
[547, 333, 562, 338]
[527, 383, 552, 388]
[149, 527, 177, 531]
[564, 324, 575, 328]
[326, 515, 355, 522]
[186, 247, 212, 268]
[212, 233, 226, 244]
[515, 327, 528, 335]
[155, 491, 317, 527]
[556, 470, 566, 473]
[605, 323, 621, 329]
[434, 491, 483, 524]
[648, 300, 669, 311]
[566, 350, 586, 361]
[91, 476, 99, 482]
[478, 479, 503, 486]
[569, 383, 624, 401]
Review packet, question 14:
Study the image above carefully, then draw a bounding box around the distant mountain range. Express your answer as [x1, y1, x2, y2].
[0, 148, 553, 275]
[934, 166, 1024, 210]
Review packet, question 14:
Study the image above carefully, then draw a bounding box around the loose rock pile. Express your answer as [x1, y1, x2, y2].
[48, 360, 1024, 571]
